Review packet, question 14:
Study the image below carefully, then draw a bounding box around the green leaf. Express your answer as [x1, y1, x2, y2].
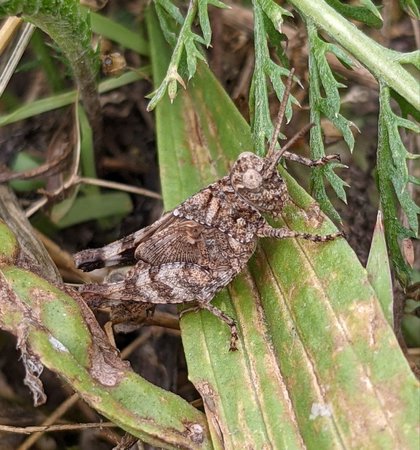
[154, 0, 182, 46]
[288, 0, 419, 111]
[398, 0, 420, 19]
[0, 71, 148, 126]
[311, 37, 355, 150]
[9, 153, 45, 192]
[155, 0, 184, 24]
[90, 11, 149, 55]
[0, 218, 212, 448]
[198, 0, 228, 46]
[306, 21, 355, 220]
[198, 0, 212, 46]
[147, 6, 420, 448]
[185, 32, 207, 79]
[377, 84, 418, 286]
[257, 0, 293, 31]
[380, 87, 420, 235]
[250, 0, 295, 155]
[324, 0, 383, 28]
[366, 211, 394, 326]
[53, 192, 133, 228]
[148, 0, 226, 108]
[0, 0, 102, 139]
[402, 300, 420, 347]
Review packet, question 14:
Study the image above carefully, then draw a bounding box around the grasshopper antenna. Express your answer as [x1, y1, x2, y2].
[268, 122, 315, 173]
[267, 68, 295, 159]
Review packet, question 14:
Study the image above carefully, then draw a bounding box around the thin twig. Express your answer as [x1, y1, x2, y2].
[25, 174, 161, 218]
[1, 422, 116, 435]
[78, 177, 162, 200]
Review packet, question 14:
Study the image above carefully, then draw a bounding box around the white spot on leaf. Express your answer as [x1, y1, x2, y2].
[49, 336, 69, 352]
[309, 402, 333, 420]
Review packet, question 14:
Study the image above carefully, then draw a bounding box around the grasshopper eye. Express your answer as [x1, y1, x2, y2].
[242, 169, 262, 190]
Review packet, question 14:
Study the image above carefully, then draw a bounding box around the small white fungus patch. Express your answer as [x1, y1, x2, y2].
[309, 402, 333, 420]
[48, 336, 69, 352]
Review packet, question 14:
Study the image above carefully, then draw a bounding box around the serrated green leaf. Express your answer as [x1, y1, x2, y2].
[310, 37, 355, 152]
[307, 22, 353, 218]
[377, 84, 417, 285]
[197, 0, 229, 47]
[155, 0, 184, 24]
[379, 98, 420, 236]
[311, 168, 344, 222]
[287, 0, 419, 110]
[323, 165, 348, 202]
[155, 2, 178, 46]
[258, 0, 293, 31]
[324, 0, 383, 28]
[391, 174, 420, 233]
[267, 61, 295, 123]
[250, 0, 295, 154]
[184, 32, 207, 79]
[198, 0, 212, 46]
[149, 0, 228, 107]
[262, 10, 288, 57]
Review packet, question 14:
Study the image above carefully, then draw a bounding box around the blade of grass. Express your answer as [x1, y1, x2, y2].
[0, 70, 150, 127]
[0, 1, 102, 144]
[366, 210, 394, 326]
[90, 11, 149, 56]
[53, 192, 132, 228]
[147, 5, 419, 448]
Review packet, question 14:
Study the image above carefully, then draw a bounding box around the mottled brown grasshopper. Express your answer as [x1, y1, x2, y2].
[74, 74, 343, 350]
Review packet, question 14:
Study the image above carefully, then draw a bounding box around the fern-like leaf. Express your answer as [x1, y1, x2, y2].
[250, 0, 297, 155]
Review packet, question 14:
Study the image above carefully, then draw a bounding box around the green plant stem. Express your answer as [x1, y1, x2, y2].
[288, 0, 420, 110]
[30, 13, 101, 146]
[30, 29, 63, 92]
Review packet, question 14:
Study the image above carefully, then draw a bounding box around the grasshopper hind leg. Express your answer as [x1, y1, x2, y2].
[180, 303, 238, 351]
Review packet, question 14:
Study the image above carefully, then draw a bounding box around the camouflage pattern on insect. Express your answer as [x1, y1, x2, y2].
[74, 77, 343, 350]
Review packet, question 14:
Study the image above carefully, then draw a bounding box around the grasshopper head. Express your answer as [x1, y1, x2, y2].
[230, 152, 288, 217]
